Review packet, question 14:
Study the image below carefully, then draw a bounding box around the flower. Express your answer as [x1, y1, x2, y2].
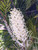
[8, 8, 29, 42]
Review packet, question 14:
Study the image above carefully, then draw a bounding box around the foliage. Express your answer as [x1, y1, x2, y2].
[0, 0, 38, 50]
[0, 0, 11, 14]
[2, 30, 20, 50]
[27, 19, 38, 37]
[26, 18, 38, 50]
[0, 30, 5, 50]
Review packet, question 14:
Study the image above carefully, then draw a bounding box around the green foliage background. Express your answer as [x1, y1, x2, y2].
[0, 0, 38, 50]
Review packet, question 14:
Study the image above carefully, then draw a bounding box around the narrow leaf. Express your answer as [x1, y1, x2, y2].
[1, 1, 5, 7]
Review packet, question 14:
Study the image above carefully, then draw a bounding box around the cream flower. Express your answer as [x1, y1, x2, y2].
[8, 8, 28, 42]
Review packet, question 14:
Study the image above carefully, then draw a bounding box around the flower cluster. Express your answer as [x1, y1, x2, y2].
[8, 8, 28, 42]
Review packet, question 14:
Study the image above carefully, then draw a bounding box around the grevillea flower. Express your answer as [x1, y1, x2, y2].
[8, 8, 29, 42]
[8, 8, 31, 48]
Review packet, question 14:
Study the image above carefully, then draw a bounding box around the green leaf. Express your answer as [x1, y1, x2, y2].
[0, 8, 4, 12]
[7, 0, 10, 4]
[6, 2, 11, 9]
[1, 1, 5, 8]
[0, 5, 5, 10]
[34, 14, 38, 18]
[6, 6, 11, 12]
[27, 19, 36, 36]
[4, 0, 6, 4]
[0, 30, 3, 33]
[0, 0, 11, 13]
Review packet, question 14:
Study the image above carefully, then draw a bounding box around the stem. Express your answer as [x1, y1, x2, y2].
[3, 19, 13, 35]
